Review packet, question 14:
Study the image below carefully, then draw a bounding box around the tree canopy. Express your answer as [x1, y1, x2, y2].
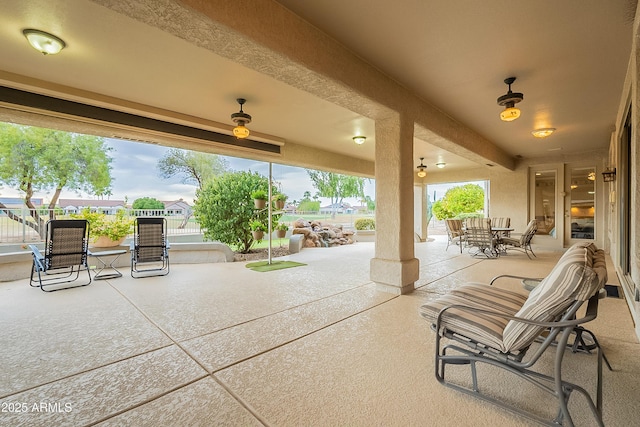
[157, 148, 229, 189]
[432, 183, 485, 220]
[132, 197, 165, 210]
[194, 171, 281, 253]
[306, 170, 365, 217]
[0, 123, 113, 235]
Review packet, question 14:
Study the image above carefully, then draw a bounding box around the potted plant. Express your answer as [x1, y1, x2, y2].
[251, 190, 268, 209]
[273, 193, 287, 210]
[72, 208, 134, 247]
[275, 222, 288, 238]
[354, 217, 376, 243]
[250, 219, 266, 240]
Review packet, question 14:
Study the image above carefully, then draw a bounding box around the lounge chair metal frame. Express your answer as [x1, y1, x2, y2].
[433, 295, 603, 426]
[130, 217, 170, 278]
[29, 219, 92, 292]
[444, 219, 465, 253]
[465, 217, 498, 258]
[423, 242, 607, 426]
[501, 219, 538, 259]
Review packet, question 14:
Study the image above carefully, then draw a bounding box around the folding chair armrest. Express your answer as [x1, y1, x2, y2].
[28, 244, 45, 271]
[489, 274, 544, 286]
[435, 299, 598, 333]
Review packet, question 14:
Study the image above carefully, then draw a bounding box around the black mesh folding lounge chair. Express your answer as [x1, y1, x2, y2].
[502, 219, 538, 259]
[465, 217, 498, 258]
[420, 242, 607, 426]
[130, 217, 170, 278]
[29, 219, 92, 292]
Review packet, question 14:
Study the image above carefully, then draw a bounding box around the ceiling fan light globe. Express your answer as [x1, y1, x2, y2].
[500, 107, 520, 121]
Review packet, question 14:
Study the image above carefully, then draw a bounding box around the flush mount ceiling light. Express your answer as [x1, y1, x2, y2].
[417, 157, 427, 178]
[23, 29, 66, 55]
[230, 98, 252, 139]
[497, 77, 523, 122]
[435, 162, 446, 169]
[532, 128, 556, 138]
[352, 136, 366, 145]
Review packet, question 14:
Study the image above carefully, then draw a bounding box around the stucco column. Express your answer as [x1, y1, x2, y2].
[370, 114, 419, 294]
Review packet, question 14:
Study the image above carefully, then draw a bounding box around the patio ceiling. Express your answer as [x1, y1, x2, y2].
[0, 0, 635, 174]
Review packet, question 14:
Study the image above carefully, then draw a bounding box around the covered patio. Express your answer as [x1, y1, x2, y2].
[1, 237, 638, 426]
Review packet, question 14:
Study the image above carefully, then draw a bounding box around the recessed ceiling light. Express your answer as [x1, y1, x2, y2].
[532, 128, 556, 138]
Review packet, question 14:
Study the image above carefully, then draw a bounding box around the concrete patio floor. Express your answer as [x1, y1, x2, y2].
[1, 236, 638, 426]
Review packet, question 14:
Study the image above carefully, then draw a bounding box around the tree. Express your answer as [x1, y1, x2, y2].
[132, 197, 165, 210]
[432, 184, 484, 220]
[306, 170, 365, 218]
[194, 171, 281, 253]
[157, 148, 229, 189]
[0, 123, 112, 236]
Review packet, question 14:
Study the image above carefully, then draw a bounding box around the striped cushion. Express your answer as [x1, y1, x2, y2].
[420, 294, 507, 351]
[450, 283, 528, 314]
[502, 244, 602, 351]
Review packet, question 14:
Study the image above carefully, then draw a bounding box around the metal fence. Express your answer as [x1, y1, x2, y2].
[0, 208, 201, 245]
[0, 207, 375, 245]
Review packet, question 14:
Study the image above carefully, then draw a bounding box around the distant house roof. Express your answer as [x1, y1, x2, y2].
[0, 197, 43, 207]
[163, 199, 191, 210]
[57, 199, 127, 208]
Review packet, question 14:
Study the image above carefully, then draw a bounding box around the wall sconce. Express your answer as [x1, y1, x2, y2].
[23, 29, 66, 55]
[417, 157, 427, 178]
[602, 167, 616, 182]
[230, 98, 252, 139]
[352, 136, 366, 145]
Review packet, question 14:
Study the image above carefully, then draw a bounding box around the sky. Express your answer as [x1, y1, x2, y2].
[1, 136, 480, 206]
[0, 138, 376, 206]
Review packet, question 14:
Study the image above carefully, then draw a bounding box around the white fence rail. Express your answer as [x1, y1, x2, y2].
[0, 208, 201, 244]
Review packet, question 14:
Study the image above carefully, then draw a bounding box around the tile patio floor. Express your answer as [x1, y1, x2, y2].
[0, 236, 638, 426]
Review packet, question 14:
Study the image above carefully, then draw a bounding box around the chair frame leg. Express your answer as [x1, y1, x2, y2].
[433, 326, 604, 426]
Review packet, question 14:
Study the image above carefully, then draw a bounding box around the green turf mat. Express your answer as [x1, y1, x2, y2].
[245, 260, 306, 272]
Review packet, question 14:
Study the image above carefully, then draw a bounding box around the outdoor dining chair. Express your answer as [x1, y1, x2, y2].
[444, 219, 465, 253]
[130, 217, 170, 278]
[464, 217, 498, 258]
[29, 219, 92, 292]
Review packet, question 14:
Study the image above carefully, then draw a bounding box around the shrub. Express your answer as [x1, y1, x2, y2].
[195, 171, 280, 253]
[354, 218, 375, 230]
[71, 208, 133, 241]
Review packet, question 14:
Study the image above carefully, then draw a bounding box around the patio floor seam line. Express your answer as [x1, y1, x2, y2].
[177, 282, 376, 343]
[83, 374, 209, 427]
[414, 259, 486, 290]
[0, 343, 177, 400]
[208, 293, 402, 375]
[105, 282, 218, 377]
[208, 374, 272, 427]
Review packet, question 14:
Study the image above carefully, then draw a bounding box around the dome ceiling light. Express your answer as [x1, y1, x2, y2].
[497, 77, 523, 122]
[417, 157, 427, 178]
[231, 98, 252, 139]
[352, 136, 366, 145]
[23, 29, 66, 55]
[532, 128, 556, 138]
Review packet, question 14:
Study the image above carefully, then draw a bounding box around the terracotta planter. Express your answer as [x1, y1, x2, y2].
[92, 236, 126, 248]
[276, 229, 287, 238]
[251, 230, 264, 240]
[274, 200, 285, 210]
[254, 199, 266, 209]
